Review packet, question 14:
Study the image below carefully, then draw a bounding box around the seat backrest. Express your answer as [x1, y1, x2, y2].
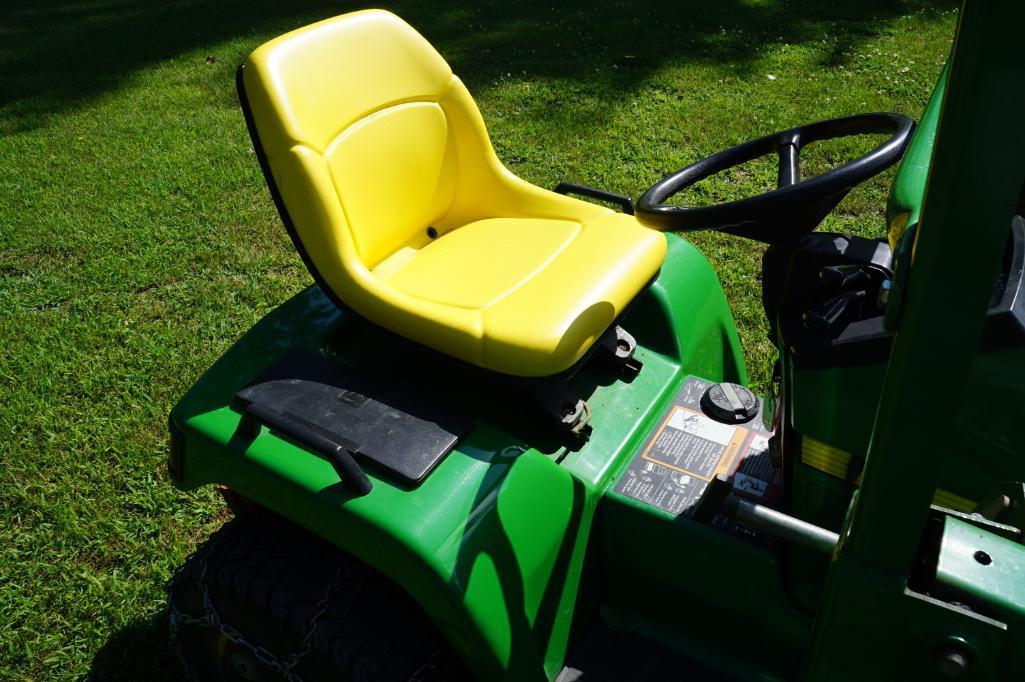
[241, 10, 464, 271]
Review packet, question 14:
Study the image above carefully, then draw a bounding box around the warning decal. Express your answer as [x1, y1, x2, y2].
[614, 376, 779, 522]
[644, 407, 747, 480]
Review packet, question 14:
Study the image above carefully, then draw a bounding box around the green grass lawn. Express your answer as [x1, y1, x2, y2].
[1, 0, 958, 678]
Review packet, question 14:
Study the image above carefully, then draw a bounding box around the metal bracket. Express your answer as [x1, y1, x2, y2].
[532, 384, 592, 440]
[596, 325, 643, 380]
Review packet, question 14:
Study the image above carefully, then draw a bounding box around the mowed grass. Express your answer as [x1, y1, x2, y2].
[1, 1, 957, 679]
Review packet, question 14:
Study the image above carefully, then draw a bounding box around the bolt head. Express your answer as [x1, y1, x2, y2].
[935, 641, 974, 677]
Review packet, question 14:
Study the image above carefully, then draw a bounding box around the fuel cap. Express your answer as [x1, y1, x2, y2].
[702, 382, 758, 423]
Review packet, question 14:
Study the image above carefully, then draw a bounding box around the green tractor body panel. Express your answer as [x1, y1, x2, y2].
[883, 63, 947, 332]
[887, 63, 948, 240]
[172, 234, 773, 680]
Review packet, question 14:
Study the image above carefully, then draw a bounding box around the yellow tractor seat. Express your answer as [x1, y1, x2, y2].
[239, 10, 667, 377]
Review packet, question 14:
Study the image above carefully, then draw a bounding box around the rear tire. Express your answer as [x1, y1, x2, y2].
[168, 509, 470, 682]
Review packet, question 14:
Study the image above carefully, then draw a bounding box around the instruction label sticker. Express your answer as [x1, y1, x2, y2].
[614, 376, 777, 520]
[652, 407, 746, 479]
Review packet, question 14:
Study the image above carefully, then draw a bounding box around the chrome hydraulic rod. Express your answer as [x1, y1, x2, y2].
[720, 494, 839, 555]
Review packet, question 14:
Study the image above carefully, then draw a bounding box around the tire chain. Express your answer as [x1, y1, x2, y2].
[165, 527, 343, 682]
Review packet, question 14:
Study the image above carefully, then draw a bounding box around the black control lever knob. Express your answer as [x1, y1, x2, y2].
[803, 290, 867, 331]
[820, 264, 871, 290]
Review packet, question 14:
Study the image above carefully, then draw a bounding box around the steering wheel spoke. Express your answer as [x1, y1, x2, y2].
[635, 113, 915, 244]
[776, 136, 800, 189]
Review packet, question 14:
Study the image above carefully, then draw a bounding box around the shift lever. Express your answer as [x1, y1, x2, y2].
[803, 289, 867, 331]
[819, 264, 871, 290]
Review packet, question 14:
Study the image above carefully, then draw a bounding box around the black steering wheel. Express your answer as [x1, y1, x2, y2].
[635, 113, 915, 244]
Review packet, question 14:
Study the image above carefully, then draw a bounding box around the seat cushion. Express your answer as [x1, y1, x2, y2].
[381, 217, 580, 308]
[376, 212, 667, 376]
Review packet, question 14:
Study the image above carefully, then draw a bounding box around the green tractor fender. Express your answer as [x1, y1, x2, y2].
[171, 234, 746, 680]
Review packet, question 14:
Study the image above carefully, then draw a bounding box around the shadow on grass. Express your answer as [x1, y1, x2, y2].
[3, 0, 956, 133]
[89, 608, 186, 682]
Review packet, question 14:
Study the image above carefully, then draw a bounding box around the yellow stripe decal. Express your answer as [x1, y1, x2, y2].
[801, 436, 852, 479]
[801, 436, 977, 512]
[932, 488, 976, 513]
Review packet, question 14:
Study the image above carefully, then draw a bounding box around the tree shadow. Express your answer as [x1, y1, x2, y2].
[3, 0, 956, 133]
[89, 607, 186, 681]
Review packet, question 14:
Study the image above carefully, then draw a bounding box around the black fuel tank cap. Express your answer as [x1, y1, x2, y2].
[702, 382, 759, 424]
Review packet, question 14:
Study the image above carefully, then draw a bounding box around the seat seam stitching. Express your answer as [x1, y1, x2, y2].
[480, 222, 583, 312]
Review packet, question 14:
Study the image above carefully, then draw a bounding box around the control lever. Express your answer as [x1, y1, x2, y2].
[802, 289, 867, 331]
[819, 264, 872, 290]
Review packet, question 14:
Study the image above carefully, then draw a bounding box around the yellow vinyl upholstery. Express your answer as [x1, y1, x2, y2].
[242, 10, 667, 377]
